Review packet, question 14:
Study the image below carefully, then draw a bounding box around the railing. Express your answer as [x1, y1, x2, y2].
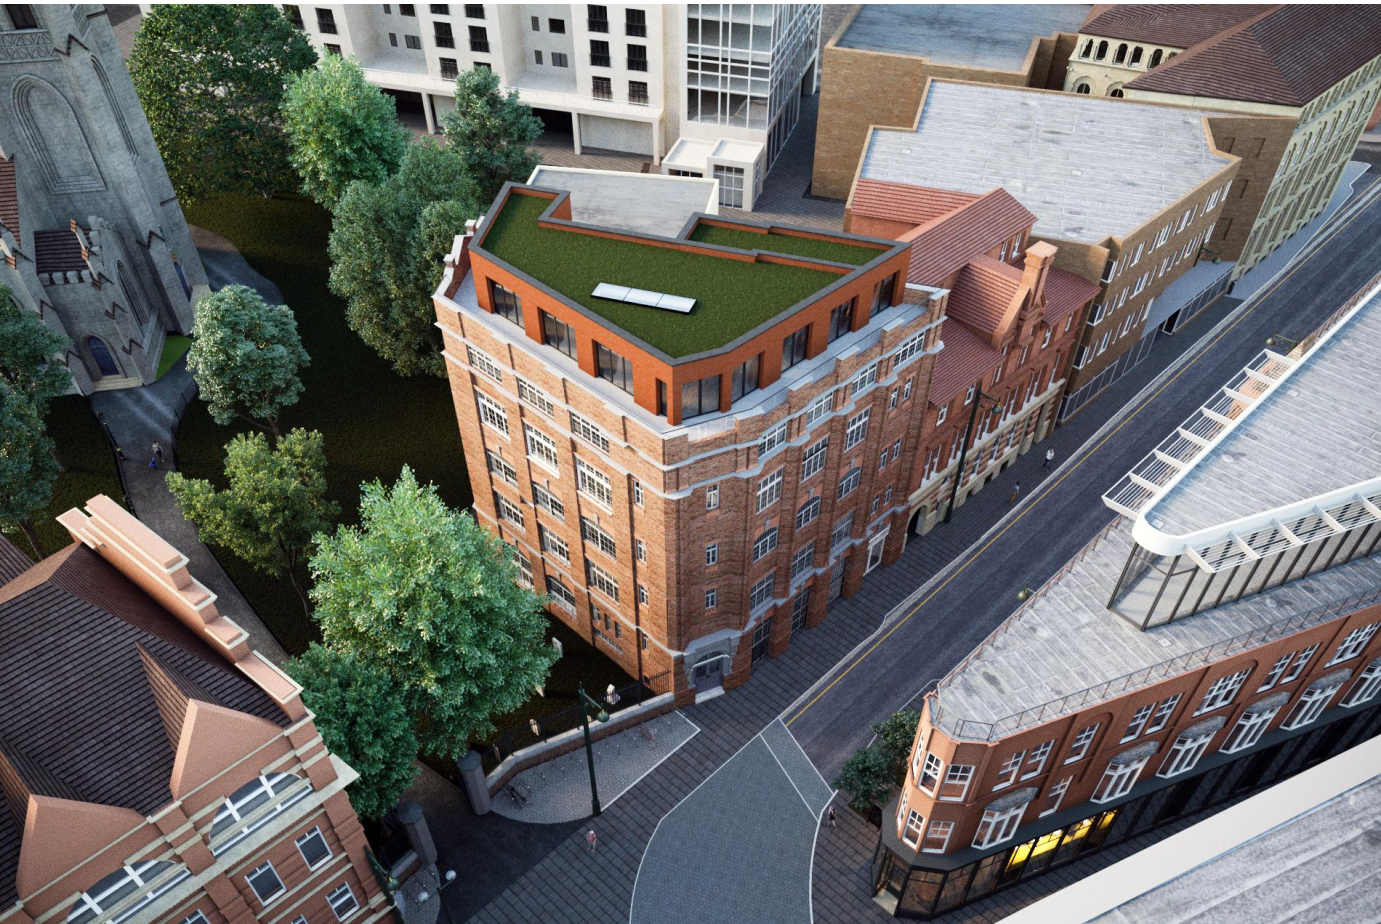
[93, 404, 136, 518]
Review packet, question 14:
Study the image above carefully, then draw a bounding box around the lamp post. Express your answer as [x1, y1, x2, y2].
[943, 389, 1005, 524]
[1265, 333, 1299, 350]
[577, 682, 610, 817]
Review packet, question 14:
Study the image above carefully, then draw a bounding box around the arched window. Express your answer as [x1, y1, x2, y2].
[86, 337, 120, 378]
[116, 262, 146, 326]
[68, 861, 190, 924]
[1109, 85, 1125, 99]
[1114, 43, 1128, 65]
[1149, 49, 1164, 68]
[1074, 80, 1092, 95]
[1080, 38, 1093, 59]
[12, 76, 104, 194]
[1095, 40, 1108, 61]
[1129, 46, 1144, 67]
[210, 772, 311, 855]
[92, 58, 138, 158]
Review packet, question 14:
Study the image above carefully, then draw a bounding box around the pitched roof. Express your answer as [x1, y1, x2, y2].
[32, 228, 87, 274]
[1079, 4, 1271, 48]
[901, 189, 1036, 285]
[945, 255, 1023, 335]
[1126, 5, 1381, 107]
[0, 158, 17, 243]
[1043, 264, 1103, 324]
[0, 536, 31, 585]
[928, 322, 1005, 406]
[850, 178, 981, 230]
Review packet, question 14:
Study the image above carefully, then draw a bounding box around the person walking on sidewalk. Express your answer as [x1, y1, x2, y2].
[828, 807, 837, 829]
[1008, 481, 1022, 505]
[1044, 447, 1055, 470]
[152, 441, 164, 464]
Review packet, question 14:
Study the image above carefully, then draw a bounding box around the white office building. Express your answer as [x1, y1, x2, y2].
[283, 3, 822, 209]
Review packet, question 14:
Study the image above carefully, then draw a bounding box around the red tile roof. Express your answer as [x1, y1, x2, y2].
[929, 322, 1005, 407]
[33, 228, 87, 274]
[946, 255, 1022, 336]
[1126, 5, 1381, 107]
[1043, 265, 1102, 325]
[0, 158, 18, 243]
[1080, 5, 1271, 48]
[850, 178, 981, 230]
[901, 189, 1037, 286]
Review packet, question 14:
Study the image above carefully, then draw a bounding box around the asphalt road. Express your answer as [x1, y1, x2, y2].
[787, 177, 1381, 780]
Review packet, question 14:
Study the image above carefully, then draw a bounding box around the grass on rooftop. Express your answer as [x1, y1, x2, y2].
[688, 222, 885, 267]
[481, 192, 849, 357]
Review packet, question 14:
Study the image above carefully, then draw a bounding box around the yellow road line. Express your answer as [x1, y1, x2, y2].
[786, 184, 1381, 728]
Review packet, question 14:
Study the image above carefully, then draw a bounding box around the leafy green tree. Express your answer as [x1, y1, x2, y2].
[834, 743, 895, 813]
[0, 286, 73, 417]
[0, 395, 58, 559]
[871, 709, 922, 783]
[130, 5, 317, 202]
[309, 467, 557, 758]
[328, 142, 481, 377]
[186, 285, 310, 438]
[166, 429, 338, 614]
[283, 54, 409, 210]
[440, 67, 543, 204]
[288, 644, 419, 820]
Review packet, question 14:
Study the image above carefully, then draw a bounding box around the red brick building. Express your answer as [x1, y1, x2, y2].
[0, 499, 387, 924]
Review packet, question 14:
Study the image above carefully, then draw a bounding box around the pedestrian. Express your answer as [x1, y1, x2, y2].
[828, 807, 837, 829]
[1044, 448, 1055, 470]
[586, 829, 597, 852]
[1008, 481, 1021, 505]
[152, 440, 164, 463]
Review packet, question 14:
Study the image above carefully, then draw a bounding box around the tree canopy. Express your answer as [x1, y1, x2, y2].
[834, 743, 895, 813]
[166, 429, 338, 615]
[441, 68, 543, 205]
[130, 4, 317, 202]
[0, 286, 72, 417]
[282, 54, 409, 210]
[0, 394, 58, 559]
[871, 709, 922, 783]
[288, 643, 419, 820]
[186, 284, 310, 437]
[309, 466, 557, 758]
[328, 142, 481, 377]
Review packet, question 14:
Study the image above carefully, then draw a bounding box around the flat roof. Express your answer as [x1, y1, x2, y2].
[861, 81, 1234, 244]
[476, 188, 897, 359]
[837, 5, 1091, 71]
[527, 167, 717, 239]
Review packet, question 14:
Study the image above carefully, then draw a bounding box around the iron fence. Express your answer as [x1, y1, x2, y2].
[92, 403, 136, 517]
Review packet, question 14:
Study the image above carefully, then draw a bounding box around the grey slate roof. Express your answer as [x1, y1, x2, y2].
[860, 81, 1233, 244]
[836, 5, 1092, 71]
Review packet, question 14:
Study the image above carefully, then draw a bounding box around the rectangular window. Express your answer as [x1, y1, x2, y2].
[546, 574, 576, 613]
[706, 484, 720, 510]
[493, 492, 524, 529]
[1329, 621, 1380, 665]
[1222, 703, 1280, 752]
[705, 543, 718, 565]
[804, 393, 833, 428]
[399, 3, 415, 14]
[844, 408, 870, 449]
[795, 495, 821, 530]
[548, 17, 565, 32]
[489, 282, 522, 325]
[1092, 755, 1148, 803]
[749, 572, 776, 612]
[316, 8, 338, 33]
[632, 480, 643, 506]
[922, 820, 953, 853]
[524, 424, 560, 472]
[464, 4, 484, 16]
[468, 24, 488, 51]
[730, 354, 761, 403]
[1196, 669, 1250, 714]
[439, 58, 459, 79]
[1281, 644, 1319, 684]
[552, 52, 569, 68]
[935, 405, 948, 426]
[532, 482, 564, 520]
[1345, 659, 1381, 707]
[592, 75, 612, 98]
[1145, 693, 1181, 733]
[790, 542, 815, 581]
[576, 459, 614, 508]
[485, 450, 517, 486]
[627, 44, 648, 71]
[530, 14, 539, 29]
[756, 470, 783, 513]
[1021, 741, 1053, 779]
[894, 330, 928, 367]
[246, 863, 286, 905]
[782, 326, 810, 372]
[539, 525, 569, 563]
[791, 588, 810, 630]
[389, 32, 399, 46]
[628, 81, 649, 106]
[594, 344, 634, 394]
[972, 803, 1025, 849]
[295, 827, 332, 869]
[1122, 704, 1154, 741]
[586, 560, 619, 602]
[829, 300, 855, 342]
[475, 391, 509, 436]
[1065, 723, 1099, 763]
[830, 513, 854, 549]
[1257, 653, 1292, 692]
[993, 750, 1025, 789]
[919, 753, 943, 794]
[705, 587, 718, 609]
[759, 421, 789, 458]
[580, 516, 617, 559]
[753, 527, 779, 562]
[569, 412, 610, 452]
[587, 4, 608, 32]
[902, 809, 925, 848]
[433, 21, 455, 47]
[625, 7, 646, 36]
[681, 374, 721, 419]
[849, 363, 878, 397]
[284, 5, 305, 29]
[515, 378, 554, 416]
[938, 764, 973, 801]
[541, 311, 578, 360]
[836, 466, 861, 500]
[466, 344, 504, 382]
[1159, 731, 1212, 778]
[1040, 777, 1071, 817]
[801, 437, 828, 480]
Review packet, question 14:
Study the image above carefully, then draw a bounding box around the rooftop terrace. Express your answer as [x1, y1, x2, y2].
[861, 81, 1234, 244]
[476, 188, 897, 358]
[836, 5, 1091, 71]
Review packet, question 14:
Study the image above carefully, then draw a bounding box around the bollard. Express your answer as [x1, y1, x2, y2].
[395, 802, 439, 866]
[456, 750, 490, 816]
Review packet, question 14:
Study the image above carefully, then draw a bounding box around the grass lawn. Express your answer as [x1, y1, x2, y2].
[2, 396, 126, 562]
[480, 191, 848, 357]
[157, 335, 193, 379]
[689, 222, 887, 266]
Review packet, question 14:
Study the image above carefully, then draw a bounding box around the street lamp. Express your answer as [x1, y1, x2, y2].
[1265, 333, 1299, 350]
[943, 389, 1005, 524]
[577, 682, 611, 817]
[1017, 586, 1034, 602]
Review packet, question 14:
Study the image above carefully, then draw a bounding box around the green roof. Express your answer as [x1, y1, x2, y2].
[688, 223, 886, 267]
[478, 192, 858, 358]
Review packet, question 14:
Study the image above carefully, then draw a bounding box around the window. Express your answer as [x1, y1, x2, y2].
[514, 378, 554, 416]
[399, 3, 415, 13]
[681, 374, 721, 419]
[1145, 693, 1181, 733]
[714, 165, 744, 208]
[433, 21, 455, 47]
[576, 459, 613, 508]
[749, 573, 776, 612]
[844, 408, 870, 449]
[580, 516, 617, 559]
[753, 527, 779, 562]
[542, 311, 578, 359]
[796, 495, 821, 530]
[1039, 777, 1071, 817]
[489, 282, 522, 326]
[466, 344, 504, 382]
[836, 466, 861, 500]
[625, 7, 646, 36]
[546, 575, 576, 613]
[730, 354, 761, 402]
[705, 588, 718, 609]
[938, 764, 973, 801]
[756, 470, 783, 512]
[830, 513, 854, 549]
[67, 862, 192, 924]
[468, 24, 488, 51]
[283, 5, 305, 29]
[1329, 621, 1379, 665]
[903, 378, 913, 402]
[895, 330, 928, 367]
[324, 42, 343, 56]
[327, 884, 359, 921]
[591, 41, 611, 69]
[993, 750, 1024, 789]
[922, 820, 953, 854]
[1345, 658, 1381, 707]
[632, 480, 644, 506]
[524, 424, 559, 472]
[586, 560, 619, 602]
[1197, 669, 1250, 714]
[850, 363, 878, 397]
[1281, 644, 1319, 684]
[829, 300, 855, 342]
[627, 44, 647, 71]
[1284, 679, 1344, 729]
[440, 58, 458, 79]
[211, 773, 309, 854]
[790, 542, 815, 581]
[534, 50, 544, 65]
[791, 589, 810, 630]
[552, 52, 568, 68]
[706, 484, 720, 510]
[316, 8, 338, 33]
[705, 543, 718, 565]
[628, 81, 649, 106]
[973, 802, 1026, 848]
[901, 808, 925, 848]
[1222, 698, 1284, 752]
[1065, 723, 1099, 763]
[801, 438, 828, 479]
[1021, 741, 1053, 779]
[464, 3, 484, 16]
[782, 326, 810, 372]
[1122, 703, 1154, 741]
[548, 17, 565, 32]
[485, 450, 517, 486]
[246, 863, 286, 905]
[759, 421, 788, 458]
[540, 525, 569, 563]
[1091, 750, 1150, 803]
[475, 391, 509, 436]
[919, 753, 944, 794]
[1159, 727, 1214, 777]
[1258, 653, 1293, 692]
[588, 4, 608, 32]
[569, 412, 610, 452]
[295, 827, 332, 870]
[804, 393, 833, 428]
[493, 492, 523, 528]
[532, 483, 564, 520]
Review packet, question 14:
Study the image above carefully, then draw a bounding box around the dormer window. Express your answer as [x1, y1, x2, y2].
[68, 861, 191, 924]
[210, 772, 311, 855]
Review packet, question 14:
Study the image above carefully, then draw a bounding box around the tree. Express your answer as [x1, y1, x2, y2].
[0, 286, 73, 417]
[166, 429, 338, 615]
[871, 709, 922, 783]
[283, 54, 409, 210]
[309, 467, 557, 758]
[440, 67, 543, 204]
[129, 5, 317, 203]
[287, 644, 419, 820]
[328, 142, 481, 377]
[0, 395, 58, 559]
[186, 285, 310, 438]
[834, 743, 895, 813]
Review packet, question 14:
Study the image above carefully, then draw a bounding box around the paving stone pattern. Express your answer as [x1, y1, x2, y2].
[491, 713, 698, 824]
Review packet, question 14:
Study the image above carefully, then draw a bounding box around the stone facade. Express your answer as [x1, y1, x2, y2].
[0, 4, 207, 393]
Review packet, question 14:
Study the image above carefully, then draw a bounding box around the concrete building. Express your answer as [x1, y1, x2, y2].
[872, 274, 1381, 919]
[0, 4, 207, 393]
[854, 80, 1240, 421]
[0, 497, 387, 924]
[282, 3, 822, 209]
[811, 4, 1091, 200]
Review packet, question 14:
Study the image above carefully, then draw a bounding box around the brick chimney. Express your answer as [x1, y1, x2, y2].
[1020, 241, 1057, 303]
